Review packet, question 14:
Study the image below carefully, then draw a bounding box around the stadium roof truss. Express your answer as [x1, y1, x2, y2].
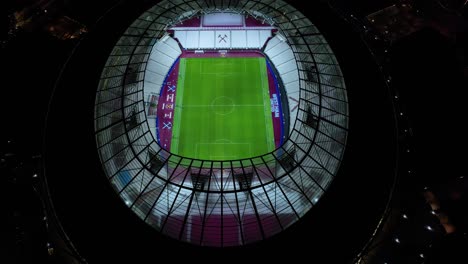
[94, 0, 348, 247]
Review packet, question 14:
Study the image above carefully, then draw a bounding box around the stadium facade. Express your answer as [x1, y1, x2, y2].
[44, 0, 400, 262]
[94, 1, 348, 247]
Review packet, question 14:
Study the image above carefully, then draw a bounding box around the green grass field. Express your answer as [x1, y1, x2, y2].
[171, 57, 275, 161]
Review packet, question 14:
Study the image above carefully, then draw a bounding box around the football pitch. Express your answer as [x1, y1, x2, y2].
[171, 57, 275, 161]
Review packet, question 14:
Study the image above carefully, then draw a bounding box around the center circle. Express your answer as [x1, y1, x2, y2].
[211, 96, 235, 115]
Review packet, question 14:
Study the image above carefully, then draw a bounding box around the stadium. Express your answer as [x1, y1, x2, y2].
[94, 1, 349, 247]
[34, 0, 411, 262]
[5, 0, 468, 263]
